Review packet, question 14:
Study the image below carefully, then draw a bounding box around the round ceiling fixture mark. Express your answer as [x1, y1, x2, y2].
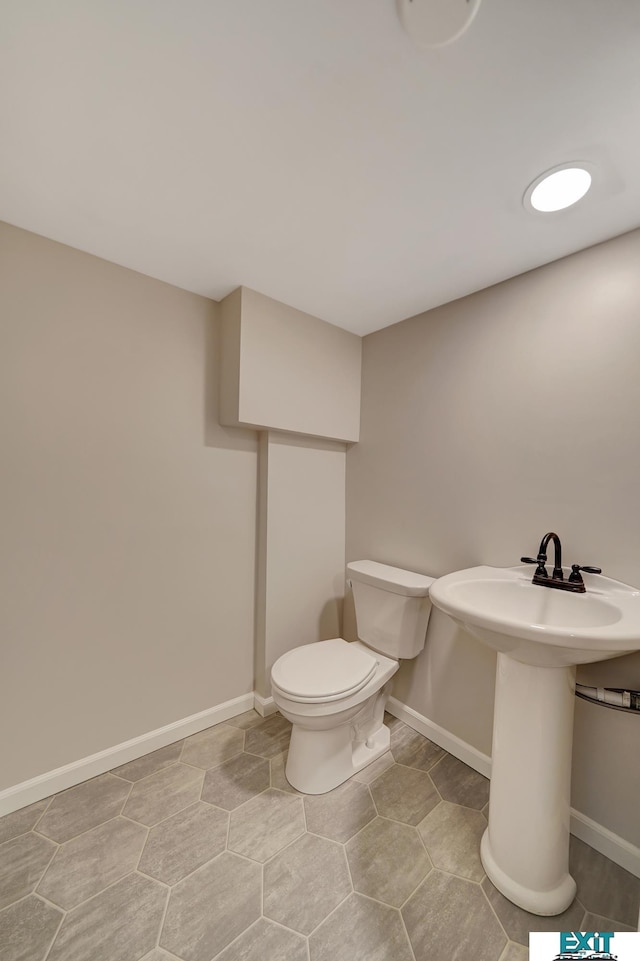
[396, 0, 483, 48]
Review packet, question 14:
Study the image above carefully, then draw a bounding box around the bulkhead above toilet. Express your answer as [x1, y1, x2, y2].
[347, 560, 434, 659]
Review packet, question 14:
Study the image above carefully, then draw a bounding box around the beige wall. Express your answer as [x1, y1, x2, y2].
[255, 432, 346, 697]
[346, 228, 640, 846]
[0, 222, 258, 790]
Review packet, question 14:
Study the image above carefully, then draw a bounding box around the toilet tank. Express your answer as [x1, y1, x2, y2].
[347, 560, 434, 659]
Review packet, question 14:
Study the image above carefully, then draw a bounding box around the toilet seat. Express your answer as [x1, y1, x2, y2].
[271, 638, 378, 703]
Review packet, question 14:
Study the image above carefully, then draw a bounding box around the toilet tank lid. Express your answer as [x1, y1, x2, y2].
[347, 560, 434, 597]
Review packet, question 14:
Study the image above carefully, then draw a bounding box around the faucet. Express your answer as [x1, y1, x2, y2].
[539, 531, 563, 580]
[521, 532, 602, 593]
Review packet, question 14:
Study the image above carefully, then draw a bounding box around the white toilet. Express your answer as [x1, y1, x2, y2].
[270, 560, 434, 794]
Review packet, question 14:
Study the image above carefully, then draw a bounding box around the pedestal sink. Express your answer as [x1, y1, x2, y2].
[429, 565, 640, 916]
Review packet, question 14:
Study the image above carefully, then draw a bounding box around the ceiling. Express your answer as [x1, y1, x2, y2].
[2, 1, 640, 335]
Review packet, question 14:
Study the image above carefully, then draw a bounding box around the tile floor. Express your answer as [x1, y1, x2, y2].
[1, 711, 638, 961]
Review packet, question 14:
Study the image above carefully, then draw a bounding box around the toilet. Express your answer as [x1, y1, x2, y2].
[270, 560, 434, 794]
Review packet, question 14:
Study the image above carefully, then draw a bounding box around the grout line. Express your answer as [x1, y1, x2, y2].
[430, 778, 444, 803]
[126, 785, 211, 831]
[342, 833, 356, 894]
[399, 902, 419, 961]
[240, 817, 307, 867]
[243, 748, 278, 760]
[40, 869, 148, 917]
[224, 784, 271, 816]
[173, 757, 231, 775]
[417, 864, 481, 888]
[343, 882, 423, 956]
[496, 940, 516, 961]
[111, 742, 187, 778]
[32, 841, 62, 900]
[305, 889, 353, 939]
[109, 753, 185, 782]
[30, 795, 56, 834]
[364, 783, 376, 824]
[154, 879, 172, 952]
[121, 768, 205, 828]
[267, 785, 297, 798]
[0, 824, 50, 845]
[30, 825, 65, 843]
[121, 778, 134, 804]
[30, 890, 66, 913]
[109, 771, 135, 783]
[34, 791, 133, 841]
[133, 824, 151, 872]
[576, 899, 588, 930]
[119, 811, 155, 829]
[40, 893, 67, 961]
[126, 758, 205, 784]
[225, 848, 266, 867]
[478, 878, 513, 943]
[224, 804, 231, 851]
[3, 890, 63, 917]
[435, 796, 486, 814]
[26, 827, 61, 851]
[355, 886, 418, 913]
[398, 870, 431, 913]
[338, 807, 378, 848]
[261, 915, 308, 937]
[134, 868, 171, 890]
[153, 947, 183, 961]
[209, 917, 263, 960]
[144, 847, 230, 891]
[36, 806, 144, 850]
[224, 711, 263, 731]
[414, 817, 431, 857]
[427, 753, 446, 776]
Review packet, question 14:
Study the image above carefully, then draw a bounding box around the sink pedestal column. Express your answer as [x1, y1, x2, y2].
[481, 653, 577, 915]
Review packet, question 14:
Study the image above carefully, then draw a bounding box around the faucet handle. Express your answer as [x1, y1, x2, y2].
[521, 556, 548, 577]
[568, 564, 602, 583]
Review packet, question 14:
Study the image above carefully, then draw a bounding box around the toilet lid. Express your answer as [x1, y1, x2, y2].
[271, 638, 378, 701]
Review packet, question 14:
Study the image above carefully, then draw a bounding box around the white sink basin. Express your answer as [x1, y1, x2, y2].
[429, 564, 640, 667]
[429, 562, 640, 916]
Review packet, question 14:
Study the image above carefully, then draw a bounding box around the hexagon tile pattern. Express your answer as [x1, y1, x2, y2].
[0, 710, 635, 961]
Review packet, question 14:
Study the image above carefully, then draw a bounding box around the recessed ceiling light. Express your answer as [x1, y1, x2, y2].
[524, 164, 593, 213]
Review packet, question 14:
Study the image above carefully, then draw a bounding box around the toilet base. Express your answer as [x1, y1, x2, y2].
[285, 718, 391, 794]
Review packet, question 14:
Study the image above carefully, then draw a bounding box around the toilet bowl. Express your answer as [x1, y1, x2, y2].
[272, 638, 399, 794]
[271, 561, 434, 794]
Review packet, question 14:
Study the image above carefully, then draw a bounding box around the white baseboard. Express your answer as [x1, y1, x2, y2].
[253, 692, 277, 717]
[569, 808, 640, 880]
[386, 696, 640, 880]
[387, 696, 492, 778]
[0, 693, 254, 818]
